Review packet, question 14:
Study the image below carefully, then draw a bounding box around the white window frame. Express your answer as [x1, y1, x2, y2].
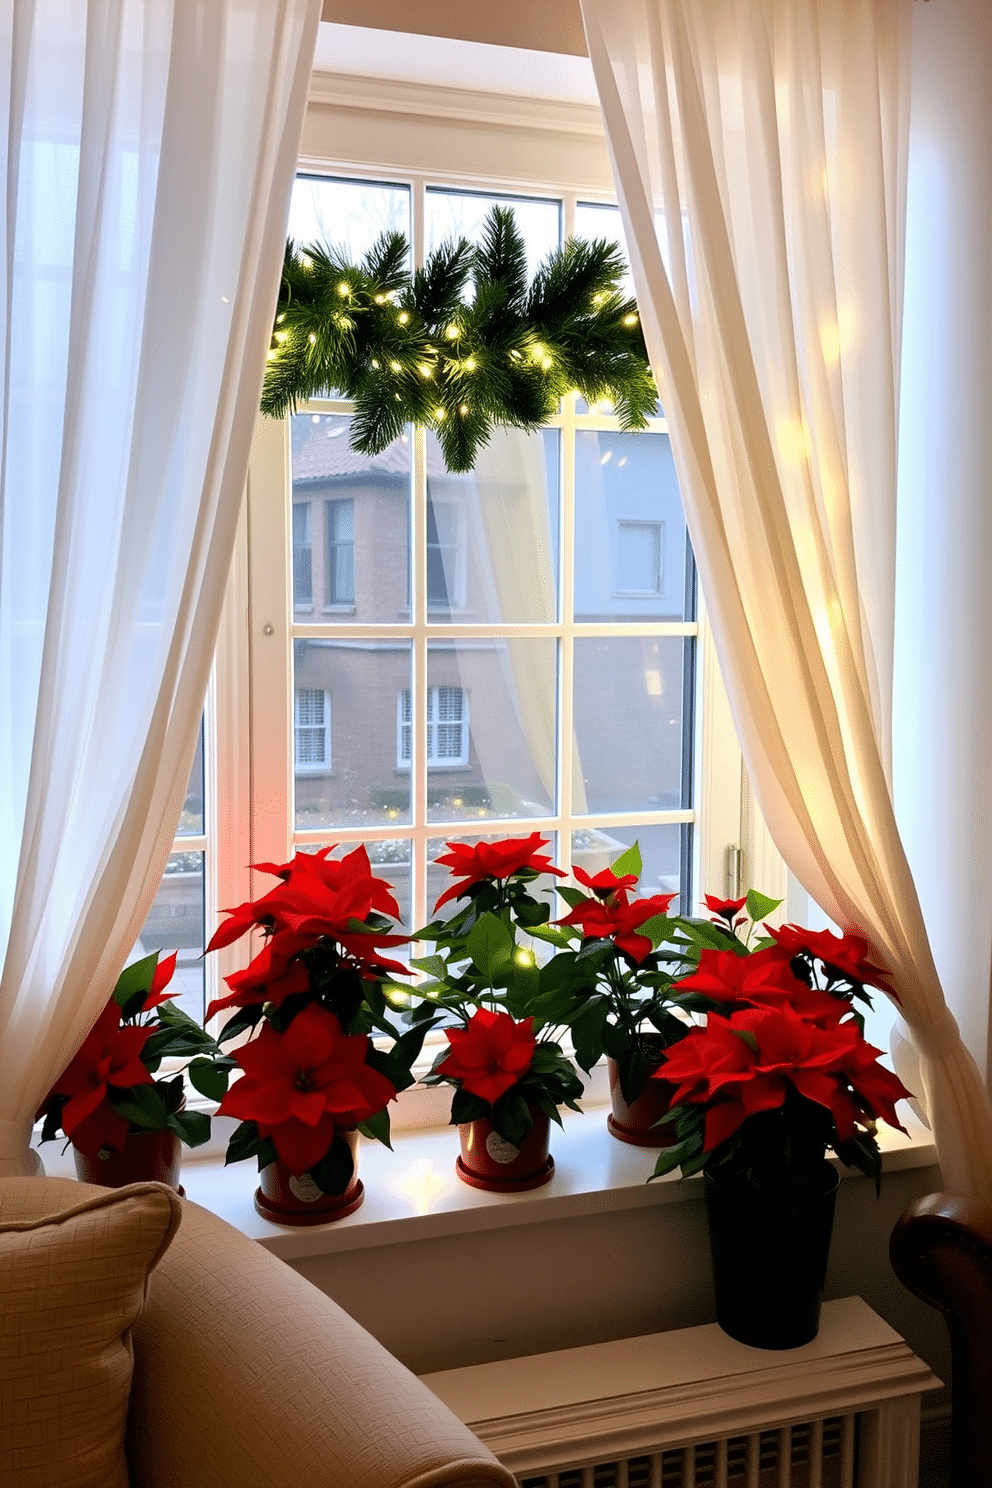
[223, 76, 789, 1094]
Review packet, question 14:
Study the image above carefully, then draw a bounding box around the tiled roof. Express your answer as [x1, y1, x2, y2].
[291, 416, 459, 483]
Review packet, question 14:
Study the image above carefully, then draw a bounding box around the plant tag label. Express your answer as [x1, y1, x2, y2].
[288, 1172, 324, 1203]
[485, 1131, 520, 1165]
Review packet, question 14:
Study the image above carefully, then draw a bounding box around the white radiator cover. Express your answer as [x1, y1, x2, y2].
[421, 1297, 941, 1488]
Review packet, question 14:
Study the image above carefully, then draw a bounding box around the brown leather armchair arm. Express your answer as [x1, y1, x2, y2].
[890, 1191, 992, 1488]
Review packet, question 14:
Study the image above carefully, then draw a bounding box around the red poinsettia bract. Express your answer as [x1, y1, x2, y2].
[657, 999, 910, 1154]
[557, 889, 676, 964]
[206, 845, 402, 955]
[437, 1007, 538, 1104]
[674, 947, 846, 1024]
[433, 833, 565, 912]
[573, 864, 640, 900]
[140, 950, 179, 1010]
[217, 1002, 395, 1174]
[766, 923, 895, 995]
[41, 1001, 155, 1159]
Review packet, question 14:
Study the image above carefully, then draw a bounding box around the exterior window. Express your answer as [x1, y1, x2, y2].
[295, 688, 331, 771]
[399, 686, 469, 767]
[326, 498, 355, 605]
[617, 520, 664, 595]
[292, 502, 313, 608]
[426, 499, 463, 609]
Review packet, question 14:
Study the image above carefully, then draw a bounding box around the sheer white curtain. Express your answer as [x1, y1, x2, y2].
[579, 0, 992, 1199]
[0, 0, 321, 1176]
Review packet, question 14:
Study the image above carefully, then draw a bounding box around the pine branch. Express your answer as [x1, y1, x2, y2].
[260, 207, 657, 470]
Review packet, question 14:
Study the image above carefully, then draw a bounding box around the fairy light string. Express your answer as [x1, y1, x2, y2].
[260, 206, 656, 473]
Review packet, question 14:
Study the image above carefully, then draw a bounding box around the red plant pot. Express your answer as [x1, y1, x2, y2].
[254, 1128, 364, 1226]
[456, 1106, 554, 1192]
[607, 1057, 679, 1148]
[74, 1127, 184, 1193]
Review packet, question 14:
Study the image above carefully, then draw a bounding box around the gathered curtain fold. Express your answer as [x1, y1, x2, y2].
[0, 0, 321, 1176]
[579, 0, 992, 1199]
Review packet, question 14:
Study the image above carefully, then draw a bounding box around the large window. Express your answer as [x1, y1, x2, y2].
[246, 172, 708, 946]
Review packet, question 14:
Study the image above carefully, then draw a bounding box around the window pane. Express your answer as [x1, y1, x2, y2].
[573, 636, 685, 814]
[425, 428, 559, 623]
[572, 823, 684, 902]
[131, 851, 205, 1023]
[425, 640, 557, 821]
[293, 638, 412, 829]
[426, 189, 560, 280]
[291, 414, 410, 623]
[292, 501, 313, 608]
[574, 431, 688, 620]
[289, 175, 410, 265]
[176, 722, 204, 837]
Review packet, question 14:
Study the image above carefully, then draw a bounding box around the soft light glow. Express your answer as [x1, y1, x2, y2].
[459, 404, 469, 415]
[384, 985, 411, 1008]
[371, 358, 380, 369]
[623, 313, 638, 327]
[464, 357, 477, 372]
[435, 407, 445, 420]
[445, 324, 459, 340]
[311, 414, 321, 424]
[394, 1158, 449, 1217]
[398, 310, 410, 325]
[600, 450, 613, 465]
[308, 332, 316, 345]
[419, 364, 433, 379]
[374, 293, 386, 304]
[514, 947, 535, 967]
[390, 360, 402, 373]
[596, 399, 614, 414]
[645, 668, 663, 697]
[337, 282, 350, 297]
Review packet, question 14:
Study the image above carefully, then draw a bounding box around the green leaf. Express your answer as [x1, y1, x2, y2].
[555, 885, 589, 909]
[225, 1120, 263, 1166]
[410, 953, 447, 978]
[528, 922, 574, 948]
[309, 1138, 356, 1197]
[187, 1058, 231, 1103]
[491, 1086, 532, 1146]
[109, 1083, 169, 1131]
[166, 1109, 211, 1148]
[451, 1086, 492, 1126]
[357, 1107, 392, 1149]
[610, 841, 642, 880]
[745, 889, 782, 923]
[466, 912, 513, 983]
[112, 953, 159, 1011]
[637, 913, 675, 950]
[731, 1028, 759, 1055]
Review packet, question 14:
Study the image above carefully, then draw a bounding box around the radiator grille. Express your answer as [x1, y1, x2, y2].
[518, 1413, 858, 1488]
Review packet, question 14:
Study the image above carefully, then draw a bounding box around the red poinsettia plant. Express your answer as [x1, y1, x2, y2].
[414, 833, 584, 1147]
[203, 846, 434, 1196]
[652, 896, 912, 1194]
[38, 952, 215, 1159]
[535, 842, 690, 1108]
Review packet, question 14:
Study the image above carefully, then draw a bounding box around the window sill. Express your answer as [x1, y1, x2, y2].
[37, 1101, 936, 1266]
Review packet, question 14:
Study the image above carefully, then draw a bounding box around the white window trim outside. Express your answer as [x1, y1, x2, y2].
[398, 684, 470, 769]
[295, 686, 332, 773]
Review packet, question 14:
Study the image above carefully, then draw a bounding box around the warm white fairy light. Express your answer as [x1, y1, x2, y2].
[390, 360, 402, 373]
[308, 333, 316, 345]
[398, 310, 410, 325]
[459, 403, 469, 415]
[464, 357, 477, 372]
[337, 282, 350, 298]
[623, 312, 638, 326]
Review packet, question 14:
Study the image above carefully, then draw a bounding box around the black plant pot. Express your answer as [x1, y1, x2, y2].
[704, 1160, 840, 1350]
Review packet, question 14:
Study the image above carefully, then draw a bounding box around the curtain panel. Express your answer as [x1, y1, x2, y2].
[579, 0, 992, 1199]
[0, 0, 321, 1175]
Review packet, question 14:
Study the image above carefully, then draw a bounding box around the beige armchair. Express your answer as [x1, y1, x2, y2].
[0, 1176, 516, 1488]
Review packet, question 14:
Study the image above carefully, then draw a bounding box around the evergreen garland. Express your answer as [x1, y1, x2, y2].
[261, 206, 656, 472]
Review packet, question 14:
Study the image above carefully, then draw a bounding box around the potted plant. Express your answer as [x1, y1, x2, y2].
[545, 843, 691, 1145]
[412, 833, 584, 1190]
[652, 915, 911, 1349]
[203, 845, 434, 1224]
[37, 951, 215, 1191]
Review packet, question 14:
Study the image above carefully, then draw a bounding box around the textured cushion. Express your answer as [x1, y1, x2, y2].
[0, 1181, 181, 1488]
